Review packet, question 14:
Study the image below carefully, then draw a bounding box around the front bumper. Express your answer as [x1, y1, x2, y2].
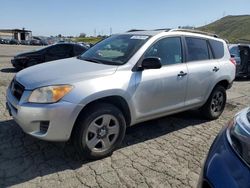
[198, 127, 250, 188]
[11, 59, 22, 69]
[6, 87, 83, 141]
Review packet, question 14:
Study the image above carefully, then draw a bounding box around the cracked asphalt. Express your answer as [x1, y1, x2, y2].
[0, 44, 250, 188]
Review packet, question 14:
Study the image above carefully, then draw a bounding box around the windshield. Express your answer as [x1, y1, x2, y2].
[79, 34, 150, 65]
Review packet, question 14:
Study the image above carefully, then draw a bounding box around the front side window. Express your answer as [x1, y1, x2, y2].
[186, 37, 209, 62]
[144, 37, 183, 66]
[79, 34, 150, 65]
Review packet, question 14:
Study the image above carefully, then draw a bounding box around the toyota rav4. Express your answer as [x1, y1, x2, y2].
[6, 29, 236, 159]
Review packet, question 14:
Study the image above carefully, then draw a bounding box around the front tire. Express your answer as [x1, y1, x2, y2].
[200, 85, 226, 120]
[73, 103, 126, 160]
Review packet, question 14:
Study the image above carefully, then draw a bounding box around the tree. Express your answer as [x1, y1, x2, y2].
[79, 33, 86, 38]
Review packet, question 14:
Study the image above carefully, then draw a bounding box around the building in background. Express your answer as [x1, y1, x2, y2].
[0, 29, 32, 41]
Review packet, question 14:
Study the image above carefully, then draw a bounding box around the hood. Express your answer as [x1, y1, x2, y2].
[16, 57, 118, 90]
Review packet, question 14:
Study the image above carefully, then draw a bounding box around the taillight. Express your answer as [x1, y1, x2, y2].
[230, 58, 236, 66]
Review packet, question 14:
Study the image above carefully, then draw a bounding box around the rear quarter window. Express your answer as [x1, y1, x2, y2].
[209, 40, 224, 59]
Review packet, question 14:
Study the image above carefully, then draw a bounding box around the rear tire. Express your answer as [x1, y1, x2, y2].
[200, 85, 226, 120]
[73, 103, 126, 160]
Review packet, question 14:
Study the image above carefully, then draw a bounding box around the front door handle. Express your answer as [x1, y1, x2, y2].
[213, 67, 220, 72]
[178, 71, 187, 77]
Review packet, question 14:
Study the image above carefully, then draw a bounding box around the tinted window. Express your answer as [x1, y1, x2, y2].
[48, 44, 71, 55]
[229, 46, 240, 57]
[74, 45, 87, 56]
[144, 37, 182, 66]
[209, 40, 224, 59]
[186, 37, 209, 62]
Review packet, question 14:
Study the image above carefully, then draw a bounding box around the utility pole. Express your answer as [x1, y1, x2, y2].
[110, 27, 112, 36]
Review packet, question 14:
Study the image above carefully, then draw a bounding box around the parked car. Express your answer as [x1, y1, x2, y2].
[29, 39, 42, 45]
[77, 42, 95, 48]
[20, 40, 30, 45]
[9, 39, 20, 45]
[11, 43, 88, 70]
[32, 37, 49, 46]
[40, 39, 48, 46]
[198, 107, 250, 188]
[2, 39, 10, 44]
[229, 44, 250, 78]
[6, 29, 235, 159]
[0, 38, 5, 44]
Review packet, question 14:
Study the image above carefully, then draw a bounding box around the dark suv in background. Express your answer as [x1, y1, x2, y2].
[11, 43, 88, 70]
[229, 44, 250, 77]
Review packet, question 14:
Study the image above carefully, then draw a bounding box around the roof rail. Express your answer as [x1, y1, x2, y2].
[127, 28, 171, 32]
[154, 28, 171, 31]
[169, 29, 219, 38]
[127, 29, 146, 32]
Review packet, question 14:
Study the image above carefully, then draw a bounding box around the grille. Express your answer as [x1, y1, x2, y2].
[10, 79, 25, 101]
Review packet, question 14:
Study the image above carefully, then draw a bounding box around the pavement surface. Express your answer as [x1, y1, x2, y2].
[0, 44, 250, 188]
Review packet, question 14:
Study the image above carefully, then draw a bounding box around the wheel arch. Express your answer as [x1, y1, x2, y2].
[200, 80, 228, 120]
[215, 80, 230, 90]
[70, 95, 131, 139]
[204, 79, 230, 104]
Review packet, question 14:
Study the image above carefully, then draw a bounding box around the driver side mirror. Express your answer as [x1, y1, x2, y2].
[139, 57, 162, 70]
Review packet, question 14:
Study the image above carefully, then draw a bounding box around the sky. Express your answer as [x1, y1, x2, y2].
[1, 0, 250, 37]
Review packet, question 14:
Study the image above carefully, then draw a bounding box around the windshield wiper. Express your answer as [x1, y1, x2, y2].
[77, 56, 121, 65]
[78, 57, 104, 64]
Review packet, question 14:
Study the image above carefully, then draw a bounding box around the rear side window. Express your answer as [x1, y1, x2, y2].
[186, 37, 209, 62]
[209, 40, 224, 59]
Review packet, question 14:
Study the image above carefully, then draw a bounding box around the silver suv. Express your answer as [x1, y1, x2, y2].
[6, 29, 236, 159]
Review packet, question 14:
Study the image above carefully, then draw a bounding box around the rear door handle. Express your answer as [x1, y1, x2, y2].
[178, 71, 187, 77]
[213, 67, 220, 72]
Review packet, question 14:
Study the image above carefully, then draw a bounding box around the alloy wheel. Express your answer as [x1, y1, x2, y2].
[211, 91, 224, 113]
[85, 114, 120, 152]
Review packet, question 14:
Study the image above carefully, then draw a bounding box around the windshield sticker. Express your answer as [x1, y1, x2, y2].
[130, 35, 149, 40]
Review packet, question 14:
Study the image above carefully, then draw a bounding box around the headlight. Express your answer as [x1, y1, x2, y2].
[226, 109, 250, 167]
[28, 85, 73, 103]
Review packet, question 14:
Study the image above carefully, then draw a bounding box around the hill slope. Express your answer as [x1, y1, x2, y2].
[199, 15, 250, 43]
